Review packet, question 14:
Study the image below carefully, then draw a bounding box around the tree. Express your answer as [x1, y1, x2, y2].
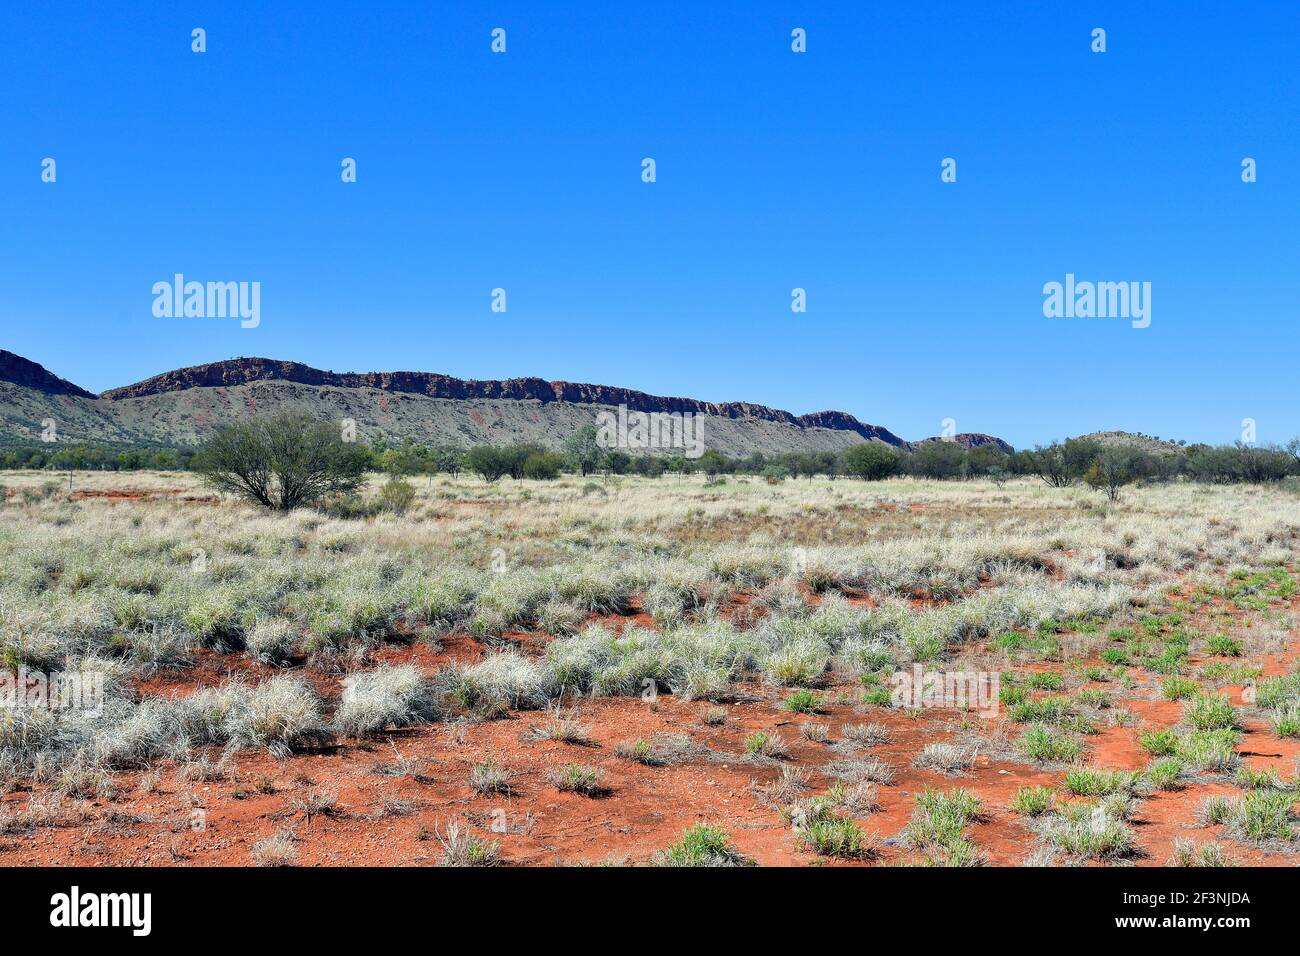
[813, 451, 839, 480]
[1084, 446, 1145, 502]
[380, 440, 424, 478]
[910, 440, 966, 479]
[634, 455, 666, 478]
[698, 449, 729, 480]
[196, 413, 368, 510]
[564, 425, 603, 477]
[502, 444, 541, 480]
[522, 451, 564, 480]
[435, 447, 465, 477]
[466, 446, 509, 482]
[603, 450, 633, 475]
[965, 445, 1009, 478]
[841, 442, 901, 481]
[1020, 443, 1074, 487]
[1237, 443, 1293, 483]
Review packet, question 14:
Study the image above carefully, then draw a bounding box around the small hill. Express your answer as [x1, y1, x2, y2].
[1074, 431, 1185, 456]
[909, 433, 1015, 455]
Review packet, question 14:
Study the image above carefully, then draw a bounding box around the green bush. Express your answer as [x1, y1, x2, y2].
[378, 477, 417, 514]
[196, 412, 368, 510]
[522, 452, 565, 480]
[840, 443, 902, 481]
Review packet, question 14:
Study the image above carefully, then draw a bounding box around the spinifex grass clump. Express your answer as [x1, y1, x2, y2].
[1010, 786, 1056, 817]
[1044, 800, 1135, 860]
[653, 824, 751, 867]
[906, 788, 984, 866]
[1184, 694, 1239, 732]
[1016, 725, 1084, 764]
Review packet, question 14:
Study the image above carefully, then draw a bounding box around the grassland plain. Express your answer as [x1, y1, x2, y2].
[1, 470, 1299, 866]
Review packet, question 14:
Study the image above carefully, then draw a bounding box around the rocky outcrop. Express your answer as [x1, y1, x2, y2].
[909, 433, 1016, 455]
[0, 349, 97, 398]
[99, 357, 912, 443]
[1, 350, 1015, 452]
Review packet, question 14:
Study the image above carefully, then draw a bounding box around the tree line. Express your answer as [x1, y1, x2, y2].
[9, 416, 1300, 508]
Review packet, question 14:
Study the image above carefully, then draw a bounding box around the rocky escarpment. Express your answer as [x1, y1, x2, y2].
[0, 349, 97, 398]
[99, 357, 909, 444]
[910, 433, 1016, 455]
[1, 350, 1016, 453]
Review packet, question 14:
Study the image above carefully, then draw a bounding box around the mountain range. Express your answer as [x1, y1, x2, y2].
[0, 349, 1014, 456]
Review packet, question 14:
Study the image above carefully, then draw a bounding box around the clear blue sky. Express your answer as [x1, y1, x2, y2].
[3, 1, 1297, 448]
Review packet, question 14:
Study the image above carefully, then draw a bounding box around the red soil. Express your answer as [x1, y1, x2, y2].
[3, 576, 1297, 868]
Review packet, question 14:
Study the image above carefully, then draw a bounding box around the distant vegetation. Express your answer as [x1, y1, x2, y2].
[5, 423, 1300, 504]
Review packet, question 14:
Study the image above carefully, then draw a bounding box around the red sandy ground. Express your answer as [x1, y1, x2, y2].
[2, 584, 1297, 867]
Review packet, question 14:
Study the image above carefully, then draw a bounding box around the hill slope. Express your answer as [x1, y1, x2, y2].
[1073, 431, 1185, 456]
[0, 351, 1013, 456]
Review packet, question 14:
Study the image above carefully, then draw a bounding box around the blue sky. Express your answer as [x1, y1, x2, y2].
[3, 1, 1297, 448]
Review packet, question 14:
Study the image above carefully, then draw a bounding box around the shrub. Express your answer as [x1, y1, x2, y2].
[466, 446, 510, 482]
[521, 452, 565, 480]
[196, 413, 368, 510]
[377, 477, 417, 514]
